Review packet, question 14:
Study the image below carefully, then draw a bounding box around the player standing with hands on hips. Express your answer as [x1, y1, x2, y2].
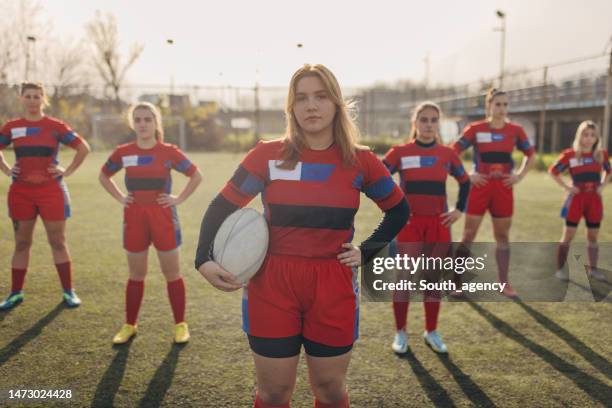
[0, 82, 90, 310]
[99, 102, 202, 344]
[195, 64, 408, 408]
[451, 88, 535, 297]
[383, 101, 470, 354]
[549, 120, 611, 281]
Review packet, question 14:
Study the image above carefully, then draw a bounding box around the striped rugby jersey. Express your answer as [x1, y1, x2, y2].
[549, 149, 611, 191]
[383, 140, 469, 215]
[452, 120, 535, 176]
[0, 116, 83, 184]
[221, 140, 405, 259]
[102, 142, 197, 204]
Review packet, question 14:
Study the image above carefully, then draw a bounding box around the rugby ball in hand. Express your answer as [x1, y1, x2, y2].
[213, 208, 269, 284]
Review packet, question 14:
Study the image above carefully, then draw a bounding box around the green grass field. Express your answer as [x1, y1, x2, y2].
[0, 151, 611, 407]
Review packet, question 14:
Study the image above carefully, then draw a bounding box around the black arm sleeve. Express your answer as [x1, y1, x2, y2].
[456, 179, 471, 212]
[359, 198, 409, 264]
[194, 194, 239, 271]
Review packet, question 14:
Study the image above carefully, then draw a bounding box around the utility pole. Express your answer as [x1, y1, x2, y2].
[538, 66, 548, 153]
[603, 46, 612, 150]
[495, 10, 506, 89]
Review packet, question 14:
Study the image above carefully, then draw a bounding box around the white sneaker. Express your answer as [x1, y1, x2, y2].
[588, 268, 606, 282]
[423, 330, 448, 354]
[392, 330, 408, 354]
[555, 268, 569, 281]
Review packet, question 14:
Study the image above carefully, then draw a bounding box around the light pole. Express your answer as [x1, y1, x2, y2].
[25, 35, 36, 80]
[166, 38, 175, 99]
[494, 10, 506, 89]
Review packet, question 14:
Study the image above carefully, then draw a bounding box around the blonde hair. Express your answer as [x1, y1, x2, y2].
[409, 101, 442, 144]
[279, 64, 365, 169]
[573, 120, 603, 163]
[20, 81, 49, 108]
[485, 87, 507, 119]
[127, 102, 164, 142]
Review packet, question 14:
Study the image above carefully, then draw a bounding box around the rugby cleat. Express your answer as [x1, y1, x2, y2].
[62, 289, 81, 308]
[500, 283, 518, 298]
[391, 330, 408, 354]
[0, 291, 24, 311]
[113, 324, 137, 345]
[174, 322, 190, 344]
[423, 330, 448, 354]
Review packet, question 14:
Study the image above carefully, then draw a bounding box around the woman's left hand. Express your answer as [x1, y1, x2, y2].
[440, 209, 462, 227]
[157, 194, 182, 208]
[502, 173, 522, 187]
[338, 243, 361, 268]
[48, 164, 67, 177]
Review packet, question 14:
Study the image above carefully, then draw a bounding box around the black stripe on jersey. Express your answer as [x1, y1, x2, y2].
[126, 177, 166, 190]
[404, 181, 446, 196]
[15, 146, 53, 158]
[230, 165, 249, 187]
[268, 203, 357, 230]
[572, 172, 601, 183]
[480, 152, 512, 163]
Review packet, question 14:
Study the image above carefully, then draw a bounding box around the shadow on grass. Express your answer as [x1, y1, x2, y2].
[467, 301, 611, 406]
[0, 303, 64, 366]
[397, 351, 456, 407]
[516, 300, 612, 381]
[435, 354, 496, 408]
[138, 343, 186, 408]
[91, 340, 134, 408]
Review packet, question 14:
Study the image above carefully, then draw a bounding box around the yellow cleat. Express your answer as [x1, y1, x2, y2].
[113, 324, 137, 345]
[174, 322, 190, 344]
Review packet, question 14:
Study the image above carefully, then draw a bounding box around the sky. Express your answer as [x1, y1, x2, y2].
[21, 0, 612, 87]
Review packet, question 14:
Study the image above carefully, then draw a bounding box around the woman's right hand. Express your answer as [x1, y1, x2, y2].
[470, 172, 488, 187]
[118, 193, 134, 207]
[565, 185, 579, 194]
[198, 261, 243, 292]
[9, 164, 20, 178]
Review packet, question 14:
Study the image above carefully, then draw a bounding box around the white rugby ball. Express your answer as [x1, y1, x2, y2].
[213, 208, 269, 284]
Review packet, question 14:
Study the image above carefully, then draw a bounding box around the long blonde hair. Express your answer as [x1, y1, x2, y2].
[280, 64, 365, 169]
[573, 120, 603, 163]
[409, 101, 442, 144]
[127, 102, 164, 142]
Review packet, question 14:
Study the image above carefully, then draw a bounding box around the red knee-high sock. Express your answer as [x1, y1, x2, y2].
[254, 392, 290, 408]
[424, 290, 441, 332]
[496, 246, 510, 283]
[314, 392, 349, 408]
[392, 301, 409, 331]
[557, 243, 570, 270]
[587, 243, 598, 271]
[55, 262, 72, 291]
[11, 268, 27, 293]
[126, 279, 145, 325]
[167, 277, 186, 324]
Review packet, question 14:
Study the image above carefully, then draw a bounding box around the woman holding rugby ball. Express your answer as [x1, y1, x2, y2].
[196, 64, 408, 408]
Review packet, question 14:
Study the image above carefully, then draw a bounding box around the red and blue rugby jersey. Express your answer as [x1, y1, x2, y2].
[549, 149, 611, 192]
[452, 120, 535, 176]
[221, 140, 405, 259]
[0, 116, 83, 184]
[383, 141, 469, 215]
[102, 142, 197, 205]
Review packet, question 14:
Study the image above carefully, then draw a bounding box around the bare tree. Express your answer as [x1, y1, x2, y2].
[86, 11, 143, 110]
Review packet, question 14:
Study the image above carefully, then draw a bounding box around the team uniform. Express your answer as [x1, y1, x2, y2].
[383, 140, 469, 352]
[0, 116, 84, 310]
[0, 116, 83, 220]
[102, 142, 197, 342]
[219, 140, 404, 357]
[102, 142, 197, 252]
[452, 120, 535, 217]
[549, 149, 611, 228]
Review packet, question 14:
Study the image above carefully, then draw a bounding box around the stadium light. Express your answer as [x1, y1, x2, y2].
[494, 10, 506, 88]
